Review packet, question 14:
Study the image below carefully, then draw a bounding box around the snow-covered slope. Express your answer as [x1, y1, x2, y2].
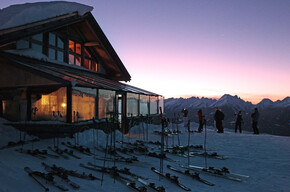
[0, 118, 290, 192]
[275, 97, 290, 108]
[165, 97, 216, 110]
[0, 1, 93, 30]
[209, 94, 253, 111]
[256, 98, 275, 110]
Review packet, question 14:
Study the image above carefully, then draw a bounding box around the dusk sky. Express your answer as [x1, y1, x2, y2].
[1, 0, 289, 104]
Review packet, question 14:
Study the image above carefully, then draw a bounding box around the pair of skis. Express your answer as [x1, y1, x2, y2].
[180, 164, 249, 182]
[44, 163, 100, 180]
[87, 162, 148, 180]
[167, 165, 214, 186]
[80, 163, 147, 192]
[189, 152, 228, 160]
[42, 163, 80, 189]
[48, 146, 81, 159]
[24, 167, 68, 191]
[15, 148, 59, 160]
[151, 167, 191, 191]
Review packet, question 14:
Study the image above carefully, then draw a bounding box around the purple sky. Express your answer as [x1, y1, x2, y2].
[1, 0, 289, 103]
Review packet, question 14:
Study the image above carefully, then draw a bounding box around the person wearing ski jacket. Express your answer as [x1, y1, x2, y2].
[214, 108, 224, 133]
[181, 108, 188, 127]
[251, 108, 259, 134]
[235, 111, 243, 133]
[197, 109, 204, 132]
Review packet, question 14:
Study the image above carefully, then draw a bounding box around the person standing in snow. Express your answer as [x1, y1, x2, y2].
[214, 107, 224, 133]
[181, 108, 188, 127]
[251, 108, 260, 134]
[235, 111, 243, 133]
[197, 109, 204, 132]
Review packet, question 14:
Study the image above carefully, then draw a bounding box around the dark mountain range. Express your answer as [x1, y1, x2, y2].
[164, 94, 290, 136]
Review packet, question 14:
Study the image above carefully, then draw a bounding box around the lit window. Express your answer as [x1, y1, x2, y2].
[69, 40, 74, 52]
[76, 43, 81, 54]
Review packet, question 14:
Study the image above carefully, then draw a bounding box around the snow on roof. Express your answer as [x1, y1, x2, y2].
[0, 1, 93, 30]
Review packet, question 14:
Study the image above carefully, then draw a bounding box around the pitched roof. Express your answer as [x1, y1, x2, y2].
[0, 52, 159, 96]
[0, 1, 131, 81]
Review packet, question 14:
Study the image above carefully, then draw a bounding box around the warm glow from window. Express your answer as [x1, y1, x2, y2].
[69, 40, 74, 52]
[41, 95, 49, 105]
[62, 103, 66, 108]
[76, 43, 81, 54]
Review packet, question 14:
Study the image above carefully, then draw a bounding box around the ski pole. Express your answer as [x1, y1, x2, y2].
[204, 119, 208, 169]
[28, 172, 49, 191]
[187, 120, 190, 167]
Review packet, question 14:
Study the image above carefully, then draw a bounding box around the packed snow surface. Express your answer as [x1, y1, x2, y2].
[0, 118, 289, 192]
[0, 1, 93, 30]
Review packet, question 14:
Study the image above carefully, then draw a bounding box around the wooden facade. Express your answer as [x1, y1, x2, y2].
[0, 4, 164, 137]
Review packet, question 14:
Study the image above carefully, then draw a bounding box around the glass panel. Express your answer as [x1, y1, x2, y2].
[98, 89, 115, 119]
[92, 60, 98, 71]
[69, 40, 74, 52]
[57, 37, 64, 49]
[84, 59, 91, 69]
[69, 54, 74, 65]
[72, 87, 96, 122]
[48, 48, 55, 60]
[57, 51, 64, 62]
[127, 93, 138, 116]
[75, 55, 81, 66]
[140, 95, 149, 116]
[75, 43, 81, 54]
[49, 33, 56, 46]
[2, 100, 20, 120]
[84, 48, 91, 58]
[31, 87, 67, 122]
[150, 96, 158, 114]
[159, 96, 164, 114]
[32, 33, 43, 42]
[16, 40, 29, 49]
[31, 43, 43, 52]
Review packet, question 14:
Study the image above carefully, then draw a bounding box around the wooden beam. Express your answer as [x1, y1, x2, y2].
[84, 42, 99, 46]
[66, 85, 72, 123]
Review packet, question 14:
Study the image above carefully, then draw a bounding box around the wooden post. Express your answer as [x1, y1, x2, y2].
[26, 88, 31, 121]
[66, 85, 72, 123]
[160, 107, 164, 175]
[0, 99, 3, 117]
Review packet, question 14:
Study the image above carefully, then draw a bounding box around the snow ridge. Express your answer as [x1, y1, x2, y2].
[0, 1, 93, 30]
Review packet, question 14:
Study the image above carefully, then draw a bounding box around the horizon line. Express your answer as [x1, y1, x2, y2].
[164, 94, 289, 105]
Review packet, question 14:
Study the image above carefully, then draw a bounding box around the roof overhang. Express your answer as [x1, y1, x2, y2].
[0, 52, 159, 96]
[0, 12, 131, 81]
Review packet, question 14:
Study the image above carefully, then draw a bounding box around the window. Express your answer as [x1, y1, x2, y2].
[48, 33, 64, 62]
[69, 40, 81, 66]
[16, 33, 43, 52]
[16, 39, 29, 49]
[150, 96, 158, 114]
[72, 87, 96, 122]
[99, 89, 115, 119]
[31, 87, 67, 122]
[140, 95, 149, 116]
[127, 93, 138, 116]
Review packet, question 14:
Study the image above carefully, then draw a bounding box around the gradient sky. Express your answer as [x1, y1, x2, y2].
[1, 0, 289, 104]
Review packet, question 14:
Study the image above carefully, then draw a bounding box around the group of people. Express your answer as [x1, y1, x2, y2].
[180, 107, 260, 134]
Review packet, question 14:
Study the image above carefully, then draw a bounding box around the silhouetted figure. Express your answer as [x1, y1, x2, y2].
[214, 107, 224, 133]
[251, 108, 260, 134]
[181, 108, 188, 127]
[235, 111, 243, 133]
[197, 109, 204, 132]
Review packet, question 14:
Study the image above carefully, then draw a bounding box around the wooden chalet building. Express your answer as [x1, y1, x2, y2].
[0, 2, 164, 136]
